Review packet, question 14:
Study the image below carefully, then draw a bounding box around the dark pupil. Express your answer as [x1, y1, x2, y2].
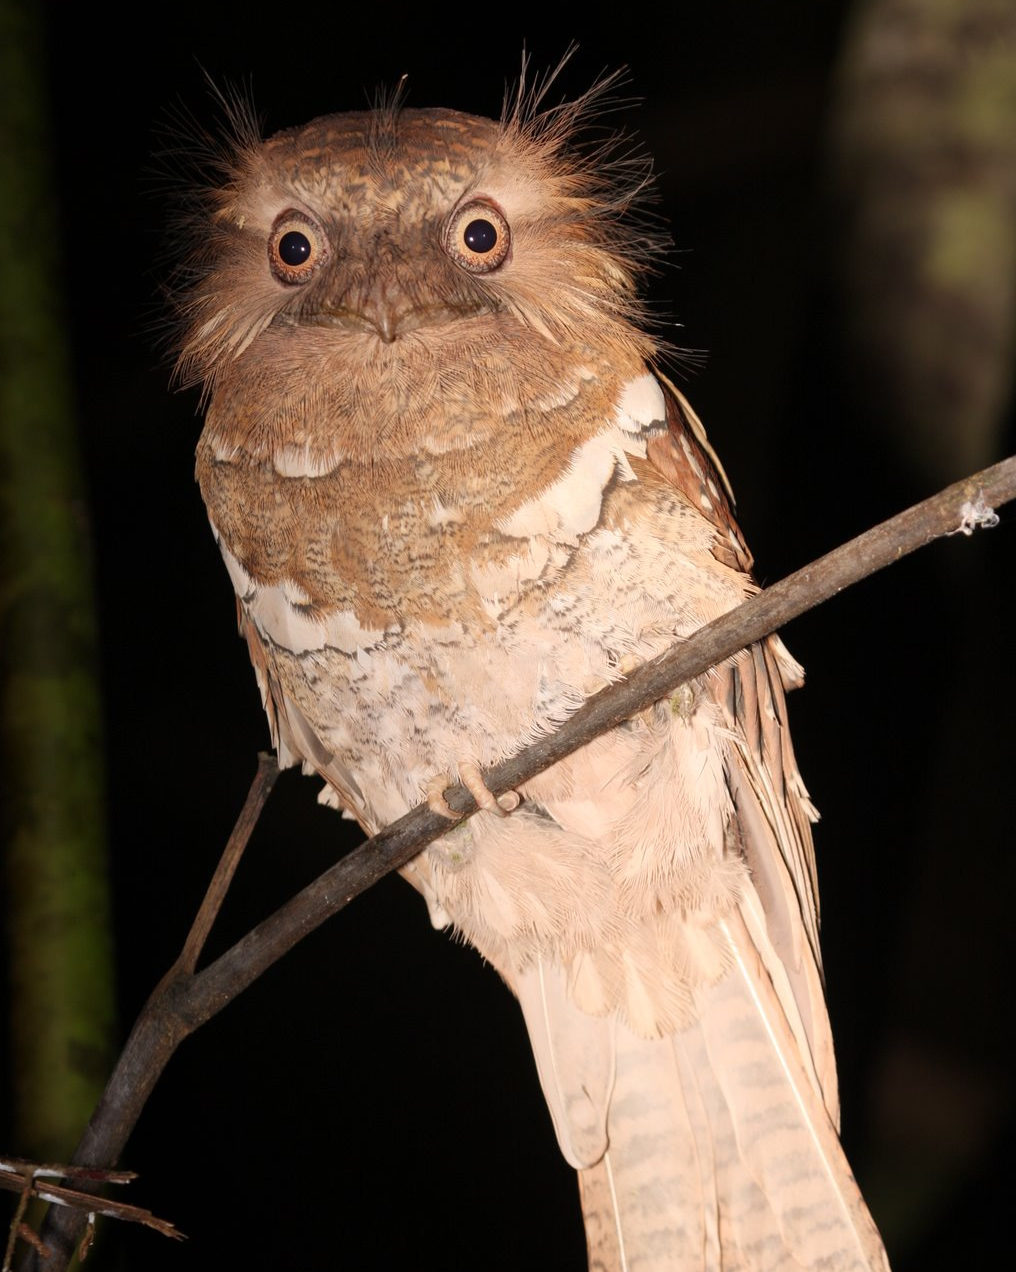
[278, 230, 312, 267]
[464, 218, 497, 254]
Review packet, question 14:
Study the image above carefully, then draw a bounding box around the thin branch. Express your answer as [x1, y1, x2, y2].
[18, 455, 1015, 1272]
[1, 1160, 180, 1271]
[173, 752, 280, 976]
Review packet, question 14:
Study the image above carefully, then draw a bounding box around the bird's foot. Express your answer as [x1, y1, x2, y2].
[426, 759, 520, 819]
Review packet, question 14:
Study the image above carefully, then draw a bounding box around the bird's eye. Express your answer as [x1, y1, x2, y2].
[268, 211, 328, 285]
[444, 200, 511, 274]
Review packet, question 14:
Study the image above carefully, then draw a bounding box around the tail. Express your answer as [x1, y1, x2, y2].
[515, 901, 889, 1272]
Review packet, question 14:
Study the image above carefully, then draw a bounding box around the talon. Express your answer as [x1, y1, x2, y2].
[425, 774, 461, 820]
[458, 759, 519, 817]
[427, 760, 520, 819]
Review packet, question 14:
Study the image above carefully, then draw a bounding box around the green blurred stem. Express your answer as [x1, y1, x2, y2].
[0, 0, 115, 1160]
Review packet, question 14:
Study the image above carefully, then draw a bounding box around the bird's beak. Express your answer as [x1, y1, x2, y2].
[356, 274, 412, 343]
[305, 232, 487, 341]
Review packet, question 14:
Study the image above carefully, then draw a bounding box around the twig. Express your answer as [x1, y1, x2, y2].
[1, 1160, 180, 1271]
[18, 455, 1015, 1271]
[172, 751, 279, 977]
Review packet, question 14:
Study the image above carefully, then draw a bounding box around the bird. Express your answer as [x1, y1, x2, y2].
[177, 66, 890, 1271]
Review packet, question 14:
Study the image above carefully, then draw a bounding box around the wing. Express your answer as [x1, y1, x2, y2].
[646, 373, 835, 1114]
[233, 595, 378, 829]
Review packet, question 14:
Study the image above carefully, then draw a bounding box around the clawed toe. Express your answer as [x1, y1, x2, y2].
[426, 760, 520, 819]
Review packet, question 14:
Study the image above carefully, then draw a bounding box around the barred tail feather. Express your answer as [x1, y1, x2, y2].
[573, 916, 889, 1272]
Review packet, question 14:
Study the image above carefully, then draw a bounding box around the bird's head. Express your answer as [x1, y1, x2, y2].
[175, 73, 664, 403]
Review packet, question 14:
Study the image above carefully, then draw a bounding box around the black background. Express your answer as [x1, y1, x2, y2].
[6, 2, 1013, 1268]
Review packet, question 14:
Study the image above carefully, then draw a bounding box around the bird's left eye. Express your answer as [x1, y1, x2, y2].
[268, 210, 329, 285]
[444, 200, 511, 273]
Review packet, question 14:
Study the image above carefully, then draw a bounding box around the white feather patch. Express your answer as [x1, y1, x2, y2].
[272, 444, 343, 477]
[613, 372, 666, 437]
[216, 536, 385, 655]
[496, 431, 639, 542]
[494, 372, 665, 545]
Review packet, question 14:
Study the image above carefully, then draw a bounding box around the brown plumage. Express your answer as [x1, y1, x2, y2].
[180, 71, 889, 1270]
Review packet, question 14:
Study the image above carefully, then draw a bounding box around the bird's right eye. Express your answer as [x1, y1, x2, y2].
[268, 211, 329, 285]
[443, 199, 511, 273]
